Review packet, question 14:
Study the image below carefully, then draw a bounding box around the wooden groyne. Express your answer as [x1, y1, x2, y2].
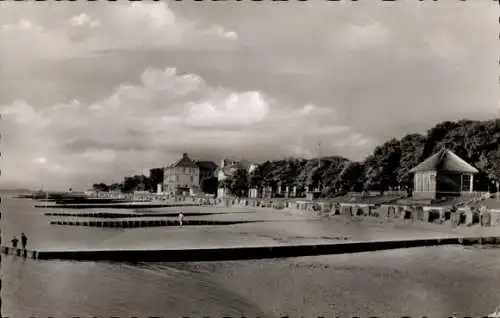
[3, 236, 499, 262]
[2, 247, 38, 259]
[35, 203, 212, 209]
[44, 212, 218, 218]
[49, 219, 260, 228]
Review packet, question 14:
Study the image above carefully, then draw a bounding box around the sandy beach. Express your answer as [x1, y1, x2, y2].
[30, 205, 500, 251]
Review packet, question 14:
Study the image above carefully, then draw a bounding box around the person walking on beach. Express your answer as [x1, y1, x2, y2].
[20, 232, 28, 250]
[178, 211, 185, 227]
[11, 236, 19, 248]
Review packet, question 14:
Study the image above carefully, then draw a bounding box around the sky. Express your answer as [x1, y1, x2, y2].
[0, 0, 498, 191]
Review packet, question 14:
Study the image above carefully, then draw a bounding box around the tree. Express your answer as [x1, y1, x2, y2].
[109, 183, 122, 192]
[363, 138, 402, 192]
[149, 168, 164, 192]
[337, 162, 365, 193]
[396, 134, 426, 189]
[201, 176, 218, 194]
[249, 166, 264, 189]
[121, 175, 149, 193]
[227, 168, 249, 197]
[91, 119, 500, 196]
[92, 183, 109, 192]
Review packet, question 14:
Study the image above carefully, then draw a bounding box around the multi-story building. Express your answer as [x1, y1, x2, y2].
[163, 153, 200, 196]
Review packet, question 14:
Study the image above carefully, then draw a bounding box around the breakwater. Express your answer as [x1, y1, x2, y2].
[44, 211, 218, 218]
[49, 219, 260, 228]
[3, 236, 499, 262]
[35, 202, 212, 209]
[2, 247, 38, 259]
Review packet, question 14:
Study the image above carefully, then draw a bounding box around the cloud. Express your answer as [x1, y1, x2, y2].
[423, 31, 464, 59]
[0, 67, 375, 190]
[67, 13, 100, 29]
[0, 2, 238, 61]
[335, 22, 390, 50]
[0, 19, 43, 32]
[184, 91, 270, 128]
[0, 1, 495, 190]
[203, 25, 238, 41]
[81, 149, 117, 163]
[33, 157, 46, 164]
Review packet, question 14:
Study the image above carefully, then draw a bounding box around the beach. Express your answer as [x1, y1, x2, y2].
[3, 196, 500, 317]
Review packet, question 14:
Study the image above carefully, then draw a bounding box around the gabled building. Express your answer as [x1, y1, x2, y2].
[163, 153, 200, 196]
[410, 148, 479, 200]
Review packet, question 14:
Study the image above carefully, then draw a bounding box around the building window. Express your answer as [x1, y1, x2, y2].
[462, 174, 471, 192]
[176, 176, 180, 182]
[190, 176, 194, 182]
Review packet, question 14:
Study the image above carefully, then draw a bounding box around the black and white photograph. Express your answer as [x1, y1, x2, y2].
[1, 0, 499, 317]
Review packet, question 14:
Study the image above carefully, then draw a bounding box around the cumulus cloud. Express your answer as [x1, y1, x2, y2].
[0, 2, 238, 61]
[0, 67, 375, 190]
[1, 1, 494, 191]
[184, 92, 270, 128]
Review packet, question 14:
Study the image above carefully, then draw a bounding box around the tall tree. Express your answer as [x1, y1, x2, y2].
[228, 168, 249, 197]
[363, 138, 402, 192]
[397, 133, 426, 189]
[149, 168, 164, 192]
[201, 176, 218, 194]
[92, 183, 109, 192]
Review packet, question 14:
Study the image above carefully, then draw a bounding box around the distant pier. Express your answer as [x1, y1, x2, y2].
[3, 236, 499, 263]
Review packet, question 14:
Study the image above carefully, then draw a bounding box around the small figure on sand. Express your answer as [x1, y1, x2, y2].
[11, 236, 19, 248]
[178, 211, 185, 227]
[20, 232, 28, 250]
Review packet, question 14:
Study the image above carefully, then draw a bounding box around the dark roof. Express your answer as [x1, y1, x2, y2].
[166, 153, 198, 169]
[196, 161, 218, 171]
[410, 148, 478, 174]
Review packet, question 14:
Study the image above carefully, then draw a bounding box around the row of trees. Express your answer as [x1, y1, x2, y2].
[92, 168, 165, 193]
[92, 168, 219, 194]
[92, 119, 500, 197]
[222, 119, 500, 197]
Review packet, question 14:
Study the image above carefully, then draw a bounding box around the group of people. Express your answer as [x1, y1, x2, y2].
[8, 213, 184, 250]
[11, 232, 28, 249]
